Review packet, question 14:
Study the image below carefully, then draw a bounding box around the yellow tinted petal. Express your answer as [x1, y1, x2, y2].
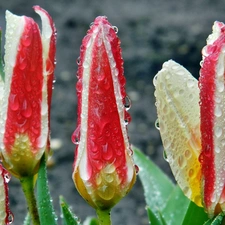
[154, 60, 202, 206]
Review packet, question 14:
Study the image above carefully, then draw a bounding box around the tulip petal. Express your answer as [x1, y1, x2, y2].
[0, 11, 44, 177]
[154, 60, 202, 206]
[33, 6, 56, 151]
[199, 21, 225, 216]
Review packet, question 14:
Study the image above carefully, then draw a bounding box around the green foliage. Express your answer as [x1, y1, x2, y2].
[182, 201, 208, 225]
[133, 147, 209, 225]
[83, 217, 99, 225]
[203, 213, 225, 225]
[60, 195, 81, 225]
[36, 155, 57, 225]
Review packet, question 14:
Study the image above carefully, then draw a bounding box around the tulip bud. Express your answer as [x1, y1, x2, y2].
[154, 60, 202, 206]
[199, 21, 225, 217]
[0, 6, 56, 178]
[72, 16, 136, 210]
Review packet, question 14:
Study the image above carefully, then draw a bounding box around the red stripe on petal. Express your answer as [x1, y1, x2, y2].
[199, 23, 225, 209]
[87, 30, 127, 184]
[4, 16, 43, 153]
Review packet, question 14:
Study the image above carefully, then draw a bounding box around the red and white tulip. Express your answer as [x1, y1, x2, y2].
[154, 21, 225, 217]
[72, 16, 136, 210]
[0, 6, 56, 178]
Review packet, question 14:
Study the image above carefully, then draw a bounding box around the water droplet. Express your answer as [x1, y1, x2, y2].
[211, 193, 217, 203]
[184, 150, 192, 159]
[187, 79, 195, 88]
[176, 70, 184, 76]
[22, 99, 32, 118]
[105, 174, 114, 183]
[76, 79, 83, 93]
[153, 75, 157, 86]
[215, 146, 221, 153]
[83, 61, 89, 69]
[124, 96, 131, 111]
[163, 150, 169, 162]
[9, 94, 19, 111]
[89, 22, 94, 28]
[112, 26, 118, 34]
[155, 119, 160, 130]
[188, 169, 194, 178]
[135, 164, 139, 174]
[76, 56, 80, 65]
[72, 125, 80, 145]
[22, 35, 31, 47]
[6, 213, 14, 225]
[215, 126, 222, 138]
[178, 155, 186, 168]
[124, 112, 131, 125]
[216, 80, 224, 92]
[4, 173, 10, 183]
[215, 105, 222, 117]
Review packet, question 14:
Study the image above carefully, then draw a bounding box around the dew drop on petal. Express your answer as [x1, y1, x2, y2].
[3, 173, 10, 183]
[112, 26, 118, 34]
[6, 213, 14, 225]
[163, 150, 169, 162]
[215, 126, 222, 138]
[187, 79, 195, 88]
[124, 95, 131, 111]
[72, 125, 80, 145]
[153, 75, 157, 86]
[215, 105, 222, 117]
[155, 119, 160, 130]
[89, 22, 94, 28]
[76, 56, 80, 65]
[215, 146, 221, 153]
[135, 164, 139, 174]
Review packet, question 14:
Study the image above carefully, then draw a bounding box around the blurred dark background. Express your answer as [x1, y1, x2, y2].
[0, 0, 225, 224]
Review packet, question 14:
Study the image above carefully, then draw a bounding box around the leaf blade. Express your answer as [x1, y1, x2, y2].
[36, 155, 57, 225]
[162, 186, 190, 225]
[60, 195, 81, 225]
[182, 201, 208, 225]
[133, 147, 174, 221]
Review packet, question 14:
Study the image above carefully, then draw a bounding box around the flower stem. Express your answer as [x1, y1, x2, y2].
[20, 176, 40, 225]
[96, 209, 112, 225]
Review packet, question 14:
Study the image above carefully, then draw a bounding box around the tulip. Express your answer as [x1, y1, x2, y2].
[72, 16, 136, 223]
[154, 21, 225, 218]
[0, 6, 56, 179]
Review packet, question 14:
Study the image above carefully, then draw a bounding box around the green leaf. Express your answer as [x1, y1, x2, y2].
[37, 155, 57, 225]
[211, 212, 224, 225]
[182, 201, 208, 225]
[83, 217, 99, 225]
[133, 147, 174, 222]
[60, 195, 81, 225]
[203, 213, 224, 225]
[146, 207, 164, 225]
[23, 213, 31, 225]
[162, 186, 190, 225]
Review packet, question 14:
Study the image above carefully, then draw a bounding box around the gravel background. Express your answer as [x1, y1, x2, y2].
[0, 0, 225, 224]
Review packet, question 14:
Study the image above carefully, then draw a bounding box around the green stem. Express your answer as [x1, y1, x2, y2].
[20, 176, 40, 225]
[96, 209, 111, 225]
